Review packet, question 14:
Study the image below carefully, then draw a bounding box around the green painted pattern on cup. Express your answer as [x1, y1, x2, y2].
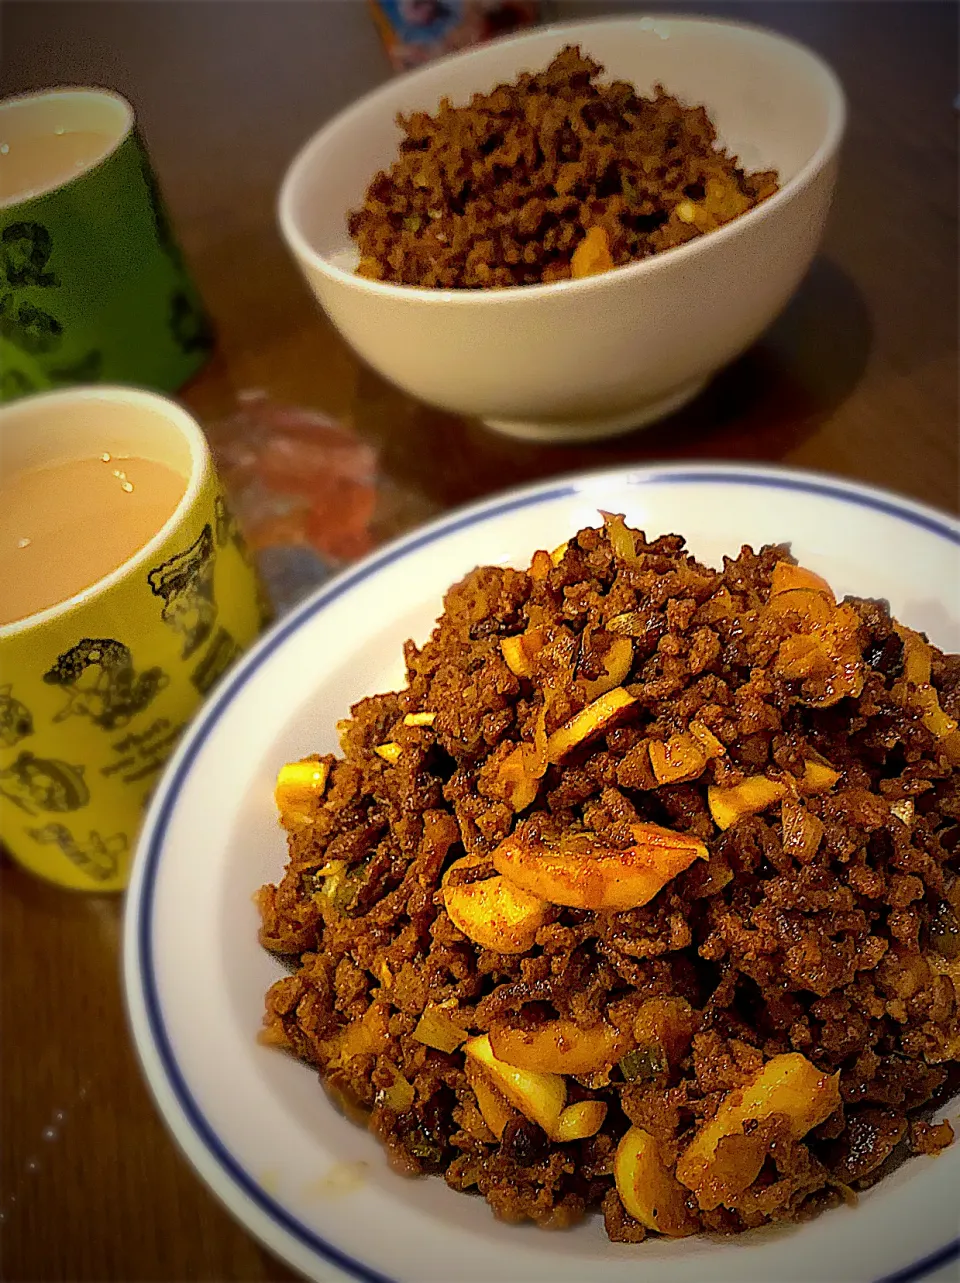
[0, 129, 212, 401]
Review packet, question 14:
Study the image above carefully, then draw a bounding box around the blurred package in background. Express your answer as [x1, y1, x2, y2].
[205, 393, 437, 617]
[369, 0, 540, 71]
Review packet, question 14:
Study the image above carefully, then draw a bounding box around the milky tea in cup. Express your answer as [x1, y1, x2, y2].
[0, 387, 266, 890]
[0, 124, 116, 201]
[0, 455, 186, 624]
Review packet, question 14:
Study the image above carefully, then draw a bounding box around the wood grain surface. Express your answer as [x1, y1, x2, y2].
[1, 2, 957, 1280]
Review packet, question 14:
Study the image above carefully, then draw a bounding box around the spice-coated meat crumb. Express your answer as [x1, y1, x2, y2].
[348, 45, 779, 288]
[259, 518, 959, 1240]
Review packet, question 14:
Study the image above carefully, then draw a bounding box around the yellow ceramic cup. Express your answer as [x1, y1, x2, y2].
[0, 386, 267, 890]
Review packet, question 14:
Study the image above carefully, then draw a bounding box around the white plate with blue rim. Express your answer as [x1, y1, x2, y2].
[123, 462, 960, 1283]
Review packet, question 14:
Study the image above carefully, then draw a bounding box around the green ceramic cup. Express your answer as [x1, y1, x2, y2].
[0, 87, 213, 402]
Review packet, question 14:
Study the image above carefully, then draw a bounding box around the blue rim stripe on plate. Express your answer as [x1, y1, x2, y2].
[135, 467, 960, 1283]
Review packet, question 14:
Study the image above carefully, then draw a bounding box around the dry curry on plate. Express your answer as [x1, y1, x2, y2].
[348, 45, 779, 289]
[258, 517, 959, 1241]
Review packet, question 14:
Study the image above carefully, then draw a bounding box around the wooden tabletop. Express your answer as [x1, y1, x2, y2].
[1, 2, 957, 1279]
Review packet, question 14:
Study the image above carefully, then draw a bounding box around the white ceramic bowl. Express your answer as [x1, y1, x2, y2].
[124, 464, 960, 1283]
[278, 16, 845, 443]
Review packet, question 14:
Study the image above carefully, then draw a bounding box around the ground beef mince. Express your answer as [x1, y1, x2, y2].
[348, 45, 779, 288]
[258, 517, 959, 1242]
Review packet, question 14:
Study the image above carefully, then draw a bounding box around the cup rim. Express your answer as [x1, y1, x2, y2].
[0, 85, 135, 210]
[278, 13, 847, 305]
[0, 384, 209, 640]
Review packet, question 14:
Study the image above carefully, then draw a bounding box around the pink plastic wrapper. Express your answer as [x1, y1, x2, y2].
[369, 0, 540, 72]
[204, 393, 436, 616]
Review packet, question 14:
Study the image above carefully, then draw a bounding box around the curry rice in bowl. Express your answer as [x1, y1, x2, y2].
[279, 16, 845, 442]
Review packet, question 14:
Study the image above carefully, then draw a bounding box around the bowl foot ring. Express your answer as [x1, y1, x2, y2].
[480, 377, 709, 443]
